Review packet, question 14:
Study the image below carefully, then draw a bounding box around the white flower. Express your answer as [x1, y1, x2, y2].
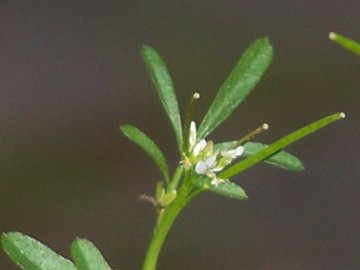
[195, 155, 222, 177]
[186, 121, 245, 187]
[194, 144, 245, 186]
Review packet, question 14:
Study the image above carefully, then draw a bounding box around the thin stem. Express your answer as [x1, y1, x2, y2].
[236, 123, 269, 146]
[142, 199, 184, 270]
[142, 177, 195, 270]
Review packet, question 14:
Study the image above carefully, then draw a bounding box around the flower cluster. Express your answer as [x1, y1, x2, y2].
[185, 121, 244, 186]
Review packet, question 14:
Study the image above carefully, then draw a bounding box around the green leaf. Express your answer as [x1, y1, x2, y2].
[329, 32, 360, 56]
[1, 231, 76, 270]
[141, 45, 183, 149]
[196, 177, 248, 200]
[215, 141, 304, 171]
[219, 112, 345, 179]
[210, 181, 248, 200]
[71, 238, 112, 270]
[120, 124, 170, 183]
[244, 142, 304, 171]
[197, 38, 273, 139]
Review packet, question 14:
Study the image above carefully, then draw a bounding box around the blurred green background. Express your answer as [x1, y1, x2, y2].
[0, 1, 359, 269]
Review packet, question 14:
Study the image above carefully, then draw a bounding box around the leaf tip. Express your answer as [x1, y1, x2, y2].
[263, 36, 274, 50]
[119, 124, 134, 135]
[141, 44, 150, 51]
[71, 237, 90, 249]
[297, 164, 305, 172]
[1, 232, 8, 246]
[119, 124, 127, 131]
[119, 125, 127, 136]
[1, 231, 17, 244]
[73, 236, 83, 242]
[140, 45, 154, 59]
[257, 36, 273, 51]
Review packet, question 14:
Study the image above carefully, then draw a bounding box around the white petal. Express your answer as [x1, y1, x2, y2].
[195, 160, 208, 174]
[189, 121, 197, 149]
[234, 146, 244, 156]
[221, 146, 244, 159]
[222, 149, 238, 159]
[204, 155, 217, 167]
[193, 139, 206, 156]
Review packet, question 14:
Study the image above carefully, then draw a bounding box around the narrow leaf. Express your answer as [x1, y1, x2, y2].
[329, 32, 360, 56]
[121, 124, 170, 183]
[196, 177, 248, 200]
[71, 238, 112, 270]
[141, 46, 183, 149]
[219, 112, 346, 179]
[197, 38, 273, 139]
[215, 141, 304, 171]
[243, 142, 304, 171]
[1, 231, 76, 270]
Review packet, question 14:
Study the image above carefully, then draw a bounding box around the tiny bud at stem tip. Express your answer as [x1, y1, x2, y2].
[262, 123, 269, 130]
[193, 92, 200, 99]
[329, 32, 336, 40]
[339, 112, 346, 119]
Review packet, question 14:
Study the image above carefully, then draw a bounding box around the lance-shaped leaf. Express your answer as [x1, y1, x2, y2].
[243, 142, 304, 171]
[329, 32, 360, 56]
[141, 46, 183, 149]
[71, 238, 112, 270]
[195, 177, 248, 200]
[215, 141, 304, 171]
[1, 231, 76, 270]
[219, 112, 346, 179]
[197, 38, 273, 139]
[121, 124, 170, 184]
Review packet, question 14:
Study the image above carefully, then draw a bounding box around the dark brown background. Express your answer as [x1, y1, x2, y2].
[0, 1, 359, 269]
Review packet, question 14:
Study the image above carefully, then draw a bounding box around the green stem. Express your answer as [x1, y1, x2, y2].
[142, 176, 194, 270]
